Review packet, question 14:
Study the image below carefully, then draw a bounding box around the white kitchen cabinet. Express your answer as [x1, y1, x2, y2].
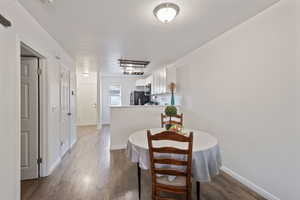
[160, 68, 167, 93]
[152, 72, 157, 94]
[152, 70, 160, 94]
[135, 78, 146, 86]
[150, 66, 176, 95]
[152, 68, 168, 95]
[136, 75, 153, 87]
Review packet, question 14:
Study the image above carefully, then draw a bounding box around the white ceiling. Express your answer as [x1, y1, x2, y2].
[19, 0, 278, 75]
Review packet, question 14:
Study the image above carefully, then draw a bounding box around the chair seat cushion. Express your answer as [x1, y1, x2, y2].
[156, 176, 186, 187]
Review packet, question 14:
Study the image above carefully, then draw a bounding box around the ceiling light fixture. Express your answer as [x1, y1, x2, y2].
[118, 59, 150, 68]
[153, 3, 180, 24]
[119, 59, 150, 75]
[42, 0, 54, 4]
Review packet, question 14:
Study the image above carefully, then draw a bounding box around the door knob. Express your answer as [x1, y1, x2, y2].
[67, 112, 72, 116]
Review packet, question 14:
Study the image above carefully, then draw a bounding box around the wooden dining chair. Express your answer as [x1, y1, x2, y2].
[147, 130, 194, 200]
[161, 113, 184, 128]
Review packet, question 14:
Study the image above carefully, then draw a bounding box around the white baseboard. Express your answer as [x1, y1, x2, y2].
[47, 157, 61, 176]
[47, 140, 77, 176]
[110, 144, 126, 150]
[221, 166, 280, 200]
[71, 139, 77, 148]
[61, 145, 69, 158]
[77, 123, 97, 126]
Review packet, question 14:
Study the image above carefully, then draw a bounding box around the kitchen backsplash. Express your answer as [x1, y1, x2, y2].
[153, 94, 182, 106]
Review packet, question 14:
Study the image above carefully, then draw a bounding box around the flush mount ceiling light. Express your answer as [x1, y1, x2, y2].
[153, 2, 180, 24]
[42, 0, 54, 4]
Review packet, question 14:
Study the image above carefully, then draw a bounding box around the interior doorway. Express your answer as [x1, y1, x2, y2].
[76, 72, 98, 126]
[20, 43, 44, 181]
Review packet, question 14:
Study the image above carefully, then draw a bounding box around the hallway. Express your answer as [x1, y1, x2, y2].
[22, 126, 266, 200]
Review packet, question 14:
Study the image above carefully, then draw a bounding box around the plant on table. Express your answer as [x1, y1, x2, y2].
[164, 106, 178, 130]
[169, 124, 183, 133]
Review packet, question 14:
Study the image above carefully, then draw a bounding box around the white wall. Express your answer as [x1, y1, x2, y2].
[0, 10, 19, 200]
[77, 72, 97, 126]
[101, 76, 137, 124]
[171, 0, 299, 199]
[0, 2, 76, 200]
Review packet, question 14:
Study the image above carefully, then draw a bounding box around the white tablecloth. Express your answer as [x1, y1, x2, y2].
[127, 128, 222, 182]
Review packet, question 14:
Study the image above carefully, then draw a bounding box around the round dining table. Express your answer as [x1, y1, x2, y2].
[127, 128, 222, 199]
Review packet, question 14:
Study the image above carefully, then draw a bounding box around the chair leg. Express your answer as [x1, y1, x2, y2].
[152, 183, 155, 200]
[137, 163, 141, 200]
[185, 184, 190, 200]
[197, 181, 201, 200]
[186, 191, 190, 200]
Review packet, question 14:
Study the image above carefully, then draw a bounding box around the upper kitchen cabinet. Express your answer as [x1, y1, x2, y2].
[135, 75, 153, 87]
[152, 67, 176, 95]
[135, 66, 176, 94]
[152, 68, 166, 94]
[135, 78, 146, 87]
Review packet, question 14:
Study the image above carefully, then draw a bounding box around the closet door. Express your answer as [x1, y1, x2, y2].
[20, 58, 39, 180]
[60, 65, 71, 157]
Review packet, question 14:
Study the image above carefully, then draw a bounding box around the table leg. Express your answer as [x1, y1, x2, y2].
[197, 181, 201, 200]
[137, 163, 141, 200]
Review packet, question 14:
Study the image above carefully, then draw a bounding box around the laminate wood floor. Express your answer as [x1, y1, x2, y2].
[21, 125, 266, 200]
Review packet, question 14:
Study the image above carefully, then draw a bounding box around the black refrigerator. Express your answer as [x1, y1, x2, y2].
[130, 91, 150, 105]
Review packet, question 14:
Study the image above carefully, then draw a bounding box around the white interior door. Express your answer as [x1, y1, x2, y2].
[77, 77, 97, 126]
[60, 66, 71, 156]
[21, 57, 39, 180]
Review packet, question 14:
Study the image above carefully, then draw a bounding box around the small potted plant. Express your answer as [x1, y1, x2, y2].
[164, 106, 177, 130]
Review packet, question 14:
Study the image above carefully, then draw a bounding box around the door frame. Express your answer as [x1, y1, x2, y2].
[38, 58, 48, 177]
[20, 42, 48, 178]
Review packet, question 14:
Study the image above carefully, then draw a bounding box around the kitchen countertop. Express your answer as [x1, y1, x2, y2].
[110, 105, 180, 150]
[110, 105, 179, 108]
